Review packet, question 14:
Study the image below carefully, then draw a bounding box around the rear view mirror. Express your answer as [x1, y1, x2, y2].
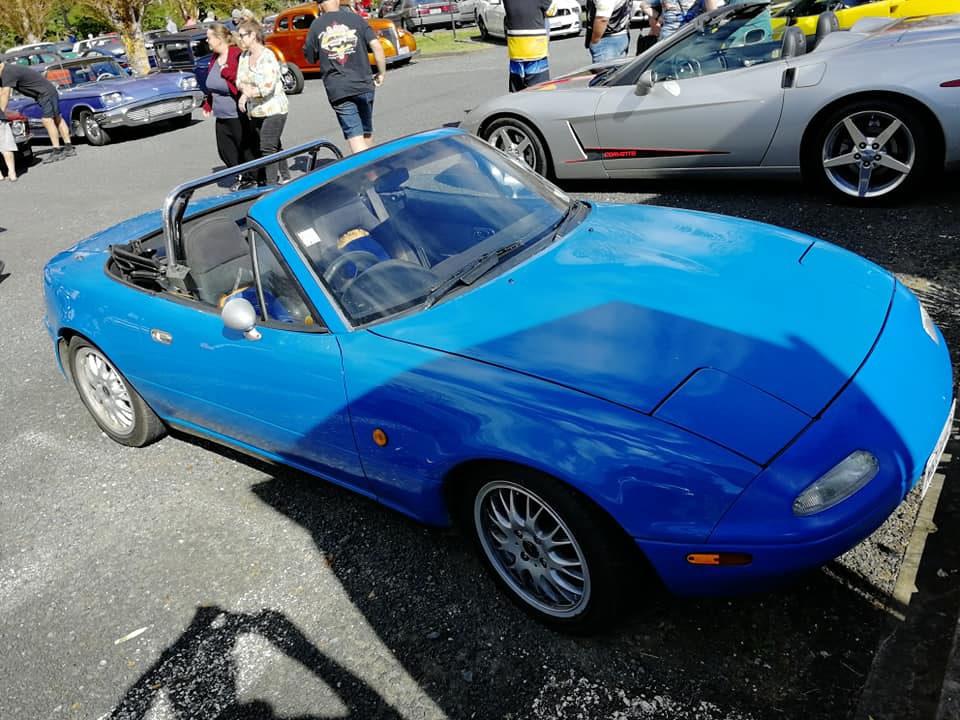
[635, 69, 654, 96]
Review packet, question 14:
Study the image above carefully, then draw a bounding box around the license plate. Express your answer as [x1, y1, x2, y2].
[429, 7, 441, 13]
[398, 45, 410, 54]
[920, 398, 955, 498]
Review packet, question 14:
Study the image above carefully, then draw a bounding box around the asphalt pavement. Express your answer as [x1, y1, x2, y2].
[0, 34, 958, 720]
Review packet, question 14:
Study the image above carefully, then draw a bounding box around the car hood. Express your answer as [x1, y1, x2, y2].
[373, 203, 894, 426]
[59, 73, 189, 95]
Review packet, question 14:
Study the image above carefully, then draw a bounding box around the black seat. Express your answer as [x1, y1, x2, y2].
[780, 25, 807, 58]
[182, 215, 252, 305]
[813, 10, 840, 49]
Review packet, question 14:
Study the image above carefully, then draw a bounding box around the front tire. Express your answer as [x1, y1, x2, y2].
[482, 116, 550, 176]
[477, 15, 489, 39]
[78, 110, 110, 146]
[68, 338, 165, 447]
[456, 466, 633, 633]
[802, 98, 936, 204]
[281, 62, 305, 95]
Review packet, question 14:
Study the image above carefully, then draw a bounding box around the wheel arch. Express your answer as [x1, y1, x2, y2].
[477, 112, 555, 178]
[440, 457, 650, 567]
[800, 91, 946, 175]
[69, 104, 97, 137]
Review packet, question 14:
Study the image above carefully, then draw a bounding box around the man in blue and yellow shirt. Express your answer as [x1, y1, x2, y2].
[504, 0, 557, 92]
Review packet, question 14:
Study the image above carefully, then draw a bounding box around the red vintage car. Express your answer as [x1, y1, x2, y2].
[264, 1, 418, 92]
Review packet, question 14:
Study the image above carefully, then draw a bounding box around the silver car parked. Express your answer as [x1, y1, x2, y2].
[463, 3, 960, 204]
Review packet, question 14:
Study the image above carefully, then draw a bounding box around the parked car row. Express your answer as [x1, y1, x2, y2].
[5, 55, 201, 148]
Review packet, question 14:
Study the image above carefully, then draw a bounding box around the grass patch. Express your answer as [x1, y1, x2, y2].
[412, 29, 498, 56]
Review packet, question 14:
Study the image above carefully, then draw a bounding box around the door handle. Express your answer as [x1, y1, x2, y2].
[150, 329, 173, 345]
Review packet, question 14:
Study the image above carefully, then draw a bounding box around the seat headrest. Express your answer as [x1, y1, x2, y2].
[182, 216, 247, 274]
[780, 25, 807, 58]
[814, 10, 840, 48]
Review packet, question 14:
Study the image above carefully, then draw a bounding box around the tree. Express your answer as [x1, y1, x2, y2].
[0, 0, 57, 44]
[79, 0, 153, 74]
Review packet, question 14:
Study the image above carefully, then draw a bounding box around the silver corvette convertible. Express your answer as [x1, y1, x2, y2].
[462, 3, 960, 203]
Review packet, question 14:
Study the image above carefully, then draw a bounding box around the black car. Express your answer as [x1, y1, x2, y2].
[151, 29, 213, 91]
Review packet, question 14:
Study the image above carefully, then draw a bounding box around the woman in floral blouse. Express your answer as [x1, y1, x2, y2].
[236, 19, 290, 186]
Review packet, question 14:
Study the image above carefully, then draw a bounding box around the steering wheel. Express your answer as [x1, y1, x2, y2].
[671, 55, 702, 79]
[323, 251, 381, 292]
[97, 72, 114, 81]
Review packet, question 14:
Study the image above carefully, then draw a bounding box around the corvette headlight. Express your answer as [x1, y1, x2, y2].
[101, 92, 124, 106]
[919, 303, 939, 345]
[179, 76, 198, 90]
[793, 451, 879, 516]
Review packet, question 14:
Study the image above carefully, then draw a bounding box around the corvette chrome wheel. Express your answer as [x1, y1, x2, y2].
[474, 480, 591, 618]
[483, 117, 549, 176]
[68, 339, 165, 447]
[804, 98, 936, 204]
[821, 110, 915, 199]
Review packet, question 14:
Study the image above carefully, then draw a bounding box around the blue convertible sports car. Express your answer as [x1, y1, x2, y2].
[7, 55, 201, 146]
[43, 129, 954, 631]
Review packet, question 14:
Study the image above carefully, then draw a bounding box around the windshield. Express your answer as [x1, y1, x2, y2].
[47, 59, 125, 88]
[645, 3, 779, 82]
[281, 135, 573, 326]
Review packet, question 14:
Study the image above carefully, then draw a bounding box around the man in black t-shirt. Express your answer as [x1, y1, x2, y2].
[0, 61, 76, 163]
[303, 0, 386, 154]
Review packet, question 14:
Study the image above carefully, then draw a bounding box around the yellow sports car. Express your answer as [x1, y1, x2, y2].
[771, 0, 960, 39]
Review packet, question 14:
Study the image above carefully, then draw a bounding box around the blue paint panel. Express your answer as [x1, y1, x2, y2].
[654, 368, 811, 464]
[339, 329, 759, 542]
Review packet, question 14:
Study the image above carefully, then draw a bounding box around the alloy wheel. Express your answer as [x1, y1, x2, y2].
[473, 480, 591, 618]
[821, 110, 915, 199]
[73, 346, 135, 435]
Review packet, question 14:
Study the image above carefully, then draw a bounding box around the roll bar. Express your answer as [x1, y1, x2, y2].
[161, 138, 343, 291]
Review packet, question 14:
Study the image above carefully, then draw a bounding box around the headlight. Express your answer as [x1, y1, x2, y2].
[919, 303, 940, 345]
[10, 120, 26, 136]
[179, 76, 198, 90]
[792, 450, 879, 516]
[101, 92, 124, 106]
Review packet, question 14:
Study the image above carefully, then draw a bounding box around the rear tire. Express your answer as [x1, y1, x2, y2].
[801, 98, 936, 205]
[454, 465, 635, 633]
[281, 62, 305, 95]
[68, 338, 165, 447]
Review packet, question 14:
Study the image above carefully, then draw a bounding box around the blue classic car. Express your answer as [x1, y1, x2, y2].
[7, 55, 202, 146]
[43, 129, 954, 631]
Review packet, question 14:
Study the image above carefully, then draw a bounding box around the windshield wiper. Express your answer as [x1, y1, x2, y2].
[423, 240, 525, 309]
[423, 201, 583, 310]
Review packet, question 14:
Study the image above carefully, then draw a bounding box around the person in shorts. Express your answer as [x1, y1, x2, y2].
[0, 61, 76, 163]
[303, 0, 386, 154]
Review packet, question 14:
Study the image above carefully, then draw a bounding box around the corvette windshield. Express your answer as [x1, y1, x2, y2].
[282, 135, 574, 326]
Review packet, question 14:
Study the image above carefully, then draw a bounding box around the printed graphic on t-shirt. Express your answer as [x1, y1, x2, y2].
[320, 23, 360, 65]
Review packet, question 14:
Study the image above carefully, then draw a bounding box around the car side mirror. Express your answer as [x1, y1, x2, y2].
[222, 297, 262, 341]
[635, 69, 654, 96]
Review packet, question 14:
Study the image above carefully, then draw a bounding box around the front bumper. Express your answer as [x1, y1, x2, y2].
[639, 280, 955, 596]
[95, 91, 203, 128]
[385, 48, 420, 64]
